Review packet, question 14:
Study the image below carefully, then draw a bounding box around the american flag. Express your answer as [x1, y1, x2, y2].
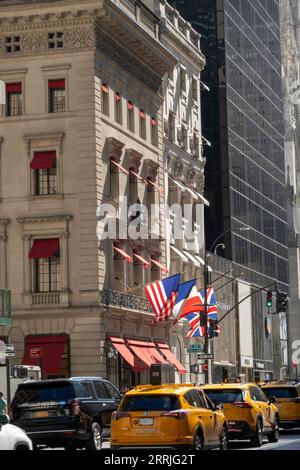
[144, 274, 181, 322]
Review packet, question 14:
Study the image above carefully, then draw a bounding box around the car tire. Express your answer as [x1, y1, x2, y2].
[86, 422, 102, 451]
[268, 417, 280, 443]
[250, 420, 263, 448]
[219, 426, 229, 450]
[193, 432, 204, 450]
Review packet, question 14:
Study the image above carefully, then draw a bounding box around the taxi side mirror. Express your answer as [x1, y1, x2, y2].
[268, 396, 277, 404]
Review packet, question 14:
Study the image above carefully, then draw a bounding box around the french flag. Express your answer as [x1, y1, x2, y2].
[172, 279, 196, 323]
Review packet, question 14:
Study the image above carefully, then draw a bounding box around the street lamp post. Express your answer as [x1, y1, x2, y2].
[202, 226, 250, 383]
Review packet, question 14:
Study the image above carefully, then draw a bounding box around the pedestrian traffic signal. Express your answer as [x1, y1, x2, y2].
[208, 319, 219, 338]
[276, 291, 287, 313]
[266, 290, 272, 309]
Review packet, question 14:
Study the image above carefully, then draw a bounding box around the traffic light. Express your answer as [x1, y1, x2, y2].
[208, 319, 219, 338]
[190, 364, 199, 374]
[266, 290, 272, 309]
[276, 291, 287, 313]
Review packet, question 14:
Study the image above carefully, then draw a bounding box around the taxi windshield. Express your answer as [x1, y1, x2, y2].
[263, 388, 298, 399]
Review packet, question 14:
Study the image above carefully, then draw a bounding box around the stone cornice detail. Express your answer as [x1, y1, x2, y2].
[0, 219, 10, 227]
[17, 215, 73, 225]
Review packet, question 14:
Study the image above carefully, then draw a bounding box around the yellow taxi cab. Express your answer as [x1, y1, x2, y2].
[261, 381, 300, 429]
[110, 384, 228, 450]
[202, 380, 280, 447]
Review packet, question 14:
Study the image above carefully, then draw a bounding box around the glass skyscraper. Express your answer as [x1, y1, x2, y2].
[170, 0, 288, 290]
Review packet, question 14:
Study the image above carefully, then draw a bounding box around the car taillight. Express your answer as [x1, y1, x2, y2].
[71, 399, 81, 416]
[233, 402, 253, 409]
[111, 411, 131, 420]
[160, 410, 188, 419]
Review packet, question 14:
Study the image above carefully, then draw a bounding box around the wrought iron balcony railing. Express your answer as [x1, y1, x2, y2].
[100, 289, 153, 313]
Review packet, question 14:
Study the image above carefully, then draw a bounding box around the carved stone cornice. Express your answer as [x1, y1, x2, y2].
[17, 215, 73, 225]
[0, 219, 10, 227]
[145, 159, 159, 181]
[23, 132, 65, 156]
[125, 149, 143, 172]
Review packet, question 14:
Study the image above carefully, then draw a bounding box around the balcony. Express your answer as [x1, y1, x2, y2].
[31, 292, 61, 306]
[100, 289, 152, 313]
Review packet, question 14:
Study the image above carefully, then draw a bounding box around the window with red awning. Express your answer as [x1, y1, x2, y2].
[6, 82, 22, 93]
[29, 238, 60, 259]
[48, 79, 65, 89]
[113, 246, 133, 264]
[151, 258, 169, 274]
[133, 253, 150, 269]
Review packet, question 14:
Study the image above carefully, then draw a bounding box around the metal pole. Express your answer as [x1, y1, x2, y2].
[203, 256, 209, 383]
[6, 357, 10, 406]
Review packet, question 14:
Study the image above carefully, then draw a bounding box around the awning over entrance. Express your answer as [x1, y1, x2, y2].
[156, 342, 187, 375]
[127, 339, 154, 368]
[22, 335, 67, 374]
[109, 336, 145, 371]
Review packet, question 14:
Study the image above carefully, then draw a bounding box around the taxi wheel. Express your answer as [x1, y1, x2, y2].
[268, 417, 280, 443]
[219, 426, 229, 450]
[193, 432, 204, 450]
[250, 420, 263, 448]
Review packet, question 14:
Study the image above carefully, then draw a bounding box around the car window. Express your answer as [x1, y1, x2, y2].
[204, 389, 243, 404]
[13, 382, 73, 404]
[104, 382, 120, 400]
[249, 387, 262, 402]
[93, 381, 109, 399]
[122, 395, 179, 412]
[256, 388, 268, 403]
[263, 387, 298, 399]
[204, 394, 215, 410]
[184, 390, 206, 408]
[73, 382, 94, 398]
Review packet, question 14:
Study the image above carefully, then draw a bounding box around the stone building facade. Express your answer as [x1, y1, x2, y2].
[280, 0, 300, 375]
[0, 0, 190, 390]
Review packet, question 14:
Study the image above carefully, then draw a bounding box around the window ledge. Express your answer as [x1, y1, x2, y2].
[23, 291, 70, 307]
[27, 194, 64, 201]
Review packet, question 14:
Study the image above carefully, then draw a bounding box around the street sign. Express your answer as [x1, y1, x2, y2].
[187, 344, 204, 353]
[198, 353, 214, 360]
[30, 348, 42, 359]
[4, 352, 16, 357]
[5, 344, 15, 353]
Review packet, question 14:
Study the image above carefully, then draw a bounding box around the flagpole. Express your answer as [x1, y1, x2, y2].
[203, 255, 209, 384]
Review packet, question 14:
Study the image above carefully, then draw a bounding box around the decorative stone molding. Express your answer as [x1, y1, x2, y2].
[17, 215, 72, 226]
[23, 132, 65, 157]
[145, 159, 159, 181]
[105, 137, 124, 163]
[125, 149, 143, 172]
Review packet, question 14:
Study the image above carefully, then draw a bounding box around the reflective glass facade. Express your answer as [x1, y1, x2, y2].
[170, 0, 288, 288]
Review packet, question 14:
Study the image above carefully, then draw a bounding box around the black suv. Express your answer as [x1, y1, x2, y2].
[10, 377, 121, 450]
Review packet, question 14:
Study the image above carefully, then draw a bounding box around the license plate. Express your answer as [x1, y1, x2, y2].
[136, 428, 156, 433]
[35, 411, 49, 418]
[139, 418, 153, 426]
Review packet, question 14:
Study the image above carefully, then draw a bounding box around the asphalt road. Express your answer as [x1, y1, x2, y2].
[44, 429, 300, 450]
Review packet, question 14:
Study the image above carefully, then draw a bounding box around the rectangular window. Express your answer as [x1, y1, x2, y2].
[48, 79, 66, 113]
[5, 36, 20, 53]
[180, 67, 186, 93]
[5, 83, 22, 116]
[115, 92, 122, 124]
[127, 101, 134, 132]
[168, 113, 175, 142]
[35, 256, 60, 293]
[102, 83, 109, 116]
[192, 77, 198, 101]
[35, 167, 57, 196]
[48, 32, 64, 49]
[150, 117, 158, 147]
[139, 110, 146, 140]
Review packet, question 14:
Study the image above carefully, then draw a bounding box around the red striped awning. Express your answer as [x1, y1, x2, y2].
[113, 246, 133, 264]
[29, 239, 59, 259]
[128, 102, 134, 110]
[156, 342, 187, 374]
[6, 82, 22, 93]
[48, 79, 65, 89]
[151, 258, 169, 274]
[129, 169, 147, 184]
[151, 118, 157, 126]
[30, 151, 56, 170]
[140, 110, 146, 119]
[110, 159, 129, 175]
[148, 343, 167, 364]
[22, 335, 67, 374]
[133, 253, 150, 269]
[115, 93, 121, 102]
[126, 339, 154, 368]
[147, 179, 163, 194]
[109, 337, 145, 371]
[102, 83, 109, 94]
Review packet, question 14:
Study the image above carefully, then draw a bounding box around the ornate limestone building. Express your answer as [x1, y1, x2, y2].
[280, 0, 300, 373]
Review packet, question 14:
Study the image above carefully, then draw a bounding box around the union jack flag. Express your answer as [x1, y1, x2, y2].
[199, 288, 218, 321]
[183, 288, 219, 338]
[144, 274, 181, 322]
[185, 312, 205, 338]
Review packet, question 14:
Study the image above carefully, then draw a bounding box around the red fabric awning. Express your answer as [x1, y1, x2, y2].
[30, 151, 56, 170]
[148, 342, 167, 364]
[113, 246, 133, 264]
[6, 82, 22, 93]
[102, 84, 109, 94]
[22, 335, 67, 374]
[156, 342, 187, 374]
[48, 79, 65, 89]
[128, 102, 134, 110]
[127, 339, 154, 368]
[129, 169, 147, 184]
[151, 118, 157, 126]
[151, 258, 169, 274]
[115, 93, 121, 102]
[110, 159, 129, 175]
[29, 239, 59, 259]
[140, 110, 146, 119]
[147, 179, 163, 194]
[109, 336, 145, 371]
[133, 253, 150, 269]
